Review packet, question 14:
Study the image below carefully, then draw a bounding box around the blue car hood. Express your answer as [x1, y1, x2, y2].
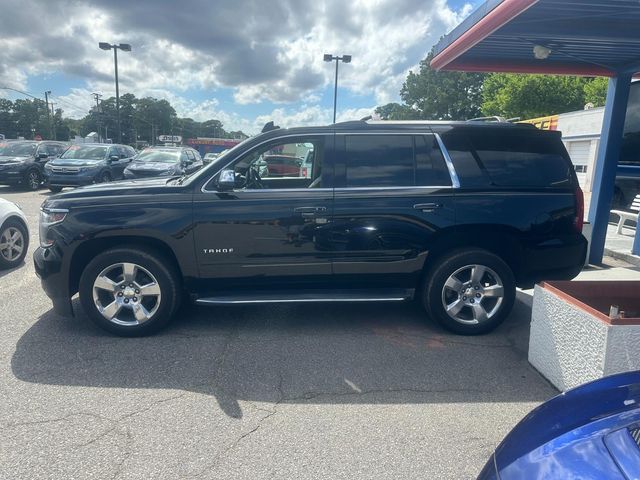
[494, 371, 640, 479]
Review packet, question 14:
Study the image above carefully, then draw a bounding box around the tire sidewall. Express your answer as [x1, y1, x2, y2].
[0, 219, 29, 269]
[424, 249, 515, 335]
[79, 248, 179, 336]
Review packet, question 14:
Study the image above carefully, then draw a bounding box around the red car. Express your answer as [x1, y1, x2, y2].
[262, 155, 302, 177]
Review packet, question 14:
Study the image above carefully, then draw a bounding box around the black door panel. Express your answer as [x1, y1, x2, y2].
[192, 189, 333, 291]
[331, 187, 455, 287]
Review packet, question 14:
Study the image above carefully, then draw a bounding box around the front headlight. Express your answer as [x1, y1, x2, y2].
[39, 208, 68, 247]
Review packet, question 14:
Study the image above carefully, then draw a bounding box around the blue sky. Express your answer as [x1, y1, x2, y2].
[1, 0, 480, 134]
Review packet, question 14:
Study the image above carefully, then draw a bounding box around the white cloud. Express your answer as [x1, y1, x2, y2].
[0, 0, 475, 135]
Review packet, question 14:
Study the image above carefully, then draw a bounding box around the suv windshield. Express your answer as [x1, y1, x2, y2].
[136, 149, 181, 163]
[61, 145, 108, 160]
[0, 142, 37, 157]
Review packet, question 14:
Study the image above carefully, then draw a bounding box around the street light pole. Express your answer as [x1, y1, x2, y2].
[99, 42, 131, 143]
[323, 54, 352, 124]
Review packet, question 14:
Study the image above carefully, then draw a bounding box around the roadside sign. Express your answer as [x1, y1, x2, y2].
[158, 135, 182, 143]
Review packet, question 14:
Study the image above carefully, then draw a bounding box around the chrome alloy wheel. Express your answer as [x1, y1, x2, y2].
[92, 262, 162, 326]
[441, 264, 505, 325]
[0, 226, 24, 262]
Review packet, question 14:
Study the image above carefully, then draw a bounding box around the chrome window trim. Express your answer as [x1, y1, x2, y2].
[334, 185, 452, 192]
[434, 133, 461, 189]
[201, 132, 333, 193]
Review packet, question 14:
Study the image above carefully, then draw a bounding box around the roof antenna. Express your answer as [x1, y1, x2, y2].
[261, 121, 280, 133]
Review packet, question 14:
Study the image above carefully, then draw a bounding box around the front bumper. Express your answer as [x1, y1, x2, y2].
[33, 246, 74, 317]
[0, 164, 28, 184]
[44, 170, 99, 187]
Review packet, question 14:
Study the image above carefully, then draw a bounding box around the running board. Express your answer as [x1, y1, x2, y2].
[195, 289, 414, 305]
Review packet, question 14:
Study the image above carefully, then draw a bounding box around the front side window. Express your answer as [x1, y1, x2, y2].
[231, 138, 322, 190]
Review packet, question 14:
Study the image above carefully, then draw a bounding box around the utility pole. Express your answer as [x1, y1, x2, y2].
[44, 91, 52, 139]
[99, 42, 131, 143]
[49, 102, 56, 140]
[92, 93, 103, 142]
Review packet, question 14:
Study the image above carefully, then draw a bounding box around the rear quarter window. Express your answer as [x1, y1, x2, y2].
[470, 131, 572, 187]
[441, 128, 573, 188]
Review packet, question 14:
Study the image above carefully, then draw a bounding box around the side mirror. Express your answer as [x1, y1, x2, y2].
[217, 169, 235, 190]
[38, 152, 48, 159]
[109, 155, 120, 162]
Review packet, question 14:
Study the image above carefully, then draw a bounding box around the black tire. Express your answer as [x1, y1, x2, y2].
[99, 171, 112, 183]
[422, 249, 515, 335]
[0, 218, 29, 269]
[49, 186, 63, 193]
[25, 169, 41, 191]
[79, 247, 181, 336]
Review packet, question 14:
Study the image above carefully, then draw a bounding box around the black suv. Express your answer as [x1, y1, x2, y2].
[0, 140, 67, 190]
[34, 121, 587, 337]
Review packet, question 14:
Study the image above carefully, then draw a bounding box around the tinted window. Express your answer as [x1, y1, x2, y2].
[185, 150, 195, 161]
[469, 131, 572, 187]
[345, 135, 413, 187]
[415, 136, 452, 186]
[621, 82, 640, 166]
[439, 131, 488, 187]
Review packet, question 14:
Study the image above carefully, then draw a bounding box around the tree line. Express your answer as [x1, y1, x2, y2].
[376, 50, 609, 121]
[0, 93, 248, 143]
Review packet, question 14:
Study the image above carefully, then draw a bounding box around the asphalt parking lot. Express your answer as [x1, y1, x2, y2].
[0, 185, 559, 479]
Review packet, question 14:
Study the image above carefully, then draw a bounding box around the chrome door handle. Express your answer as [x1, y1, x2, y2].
[294, 206, 327, 217]
[413, 203, 442, 212]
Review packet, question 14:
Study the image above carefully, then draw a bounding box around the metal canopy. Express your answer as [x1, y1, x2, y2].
[432, 0, 640, 77]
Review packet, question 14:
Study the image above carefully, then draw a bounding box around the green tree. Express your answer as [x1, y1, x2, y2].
[584, 77, 608, 107]
[481, 74, 605, 119]
[400, 50, 487, 120]
[374, 103, 420, 120]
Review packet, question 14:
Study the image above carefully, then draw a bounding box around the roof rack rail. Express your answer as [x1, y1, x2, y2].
[466, 116, 521, 123]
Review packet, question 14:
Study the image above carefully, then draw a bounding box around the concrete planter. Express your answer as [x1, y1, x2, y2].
[529, 281, 640, 391]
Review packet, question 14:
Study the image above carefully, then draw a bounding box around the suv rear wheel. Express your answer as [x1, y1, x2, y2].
[422, 249, 515, 335]
[79, 247, 180, 336]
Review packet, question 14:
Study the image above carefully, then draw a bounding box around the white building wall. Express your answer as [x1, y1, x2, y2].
[556, 107, 604, 193]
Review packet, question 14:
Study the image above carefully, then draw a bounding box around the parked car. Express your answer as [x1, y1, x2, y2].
[44, 143, 136, 192]
[0, 197, 29, 269]
[203, 152, 219, 164]
[124, 146, 203, 179]
[261, 154, 302, 177]
[0, 140, 67, 190]
[477, 370, 640, 480]
[34, 120, 587, 337]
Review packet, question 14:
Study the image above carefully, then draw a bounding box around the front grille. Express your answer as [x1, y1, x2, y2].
[132, 170, 163, 177]
[630, 427, 640, 448]
[51, 166, 80, 173]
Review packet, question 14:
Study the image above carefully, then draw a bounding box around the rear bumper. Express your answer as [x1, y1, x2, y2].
[517, 234, 588, 288]
[33, 246, 74, 317]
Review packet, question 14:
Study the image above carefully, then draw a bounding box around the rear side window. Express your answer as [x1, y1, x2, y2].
[470, 131, 572, 187]
[345, 135, 413, 187]
[344, 135, 451, 187]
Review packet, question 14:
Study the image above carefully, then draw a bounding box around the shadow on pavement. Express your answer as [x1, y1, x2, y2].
[12, 292, 555, 419]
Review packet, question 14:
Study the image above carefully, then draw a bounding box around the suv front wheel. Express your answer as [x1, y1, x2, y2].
[422, 249, 515, 335]
[79, 247, 180, 336]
